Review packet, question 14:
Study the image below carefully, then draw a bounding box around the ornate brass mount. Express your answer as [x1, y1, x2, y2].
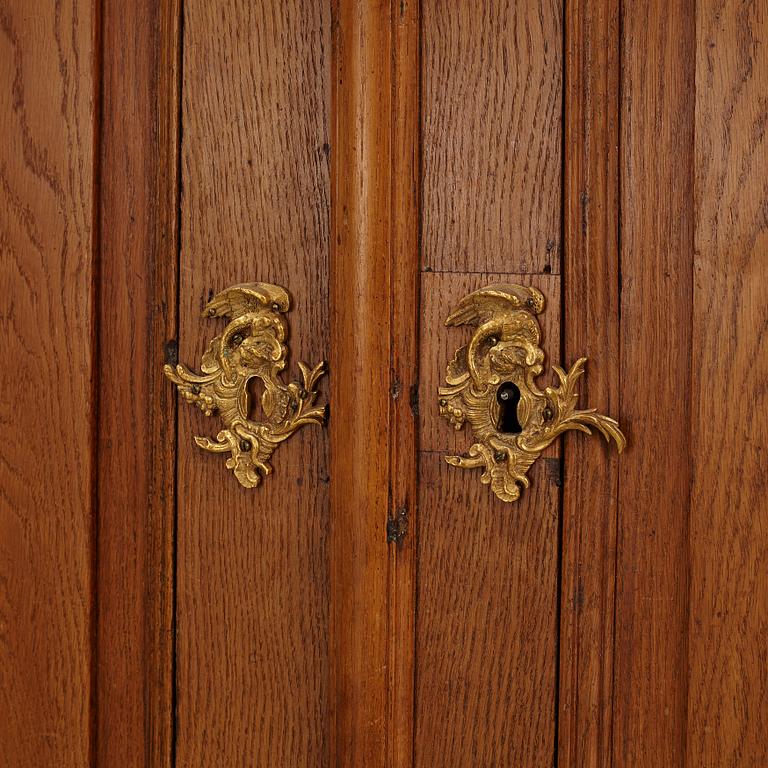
[438, 284, 625, 502]
[164, 282, 327, 489]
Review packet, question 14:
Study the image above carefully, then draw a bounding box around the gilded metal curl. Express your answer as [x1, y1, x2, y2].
[164, 282, 327, 488]
[438, 284, 625, 502]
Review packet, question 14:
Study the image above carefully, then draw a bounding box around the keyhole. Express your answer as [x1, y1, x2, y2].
[246, 376, 266, 421]
[497, 382, 523, 434]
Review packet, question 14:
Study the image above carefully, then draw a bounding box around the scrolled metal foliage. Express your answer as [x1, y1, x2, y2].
[164, 282, 327, 489]
[438, 283, 625, 502]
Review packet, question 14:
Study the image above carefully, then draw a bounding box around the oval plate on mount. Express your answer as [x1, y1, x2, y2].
[438, 284, 625, 502]
[164, 282, 327, 489]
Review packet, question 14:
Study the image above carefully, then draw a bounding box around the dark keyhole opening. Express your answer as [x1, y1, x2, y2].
[246, 376, 266, 421]
[497, 382, 523, 434]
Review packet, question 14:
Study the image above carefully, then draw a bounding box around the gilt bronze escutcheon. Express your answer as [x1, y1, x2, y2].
[164, 282, 327, 489]
[438, 284, 625, 502]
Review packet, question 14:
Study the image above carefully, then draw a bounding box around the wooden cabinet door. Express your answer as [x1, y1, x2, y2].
[1, 1, 766, 767]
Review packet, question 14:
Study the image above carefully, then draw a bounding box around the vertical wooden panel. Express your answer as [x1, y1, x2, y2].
[417, 0, 563, 763]
[415, 454, 560, 767]
[416, 273, 560, 767]
[614, 0, 695, 764]
[177, 2, 331, 765]
[97, 0, 179, 765]
[0, 1, 95, 765]
[559, 1, 620, 766]
[422, 0, 563, 274]
[688, 2, 768, 763]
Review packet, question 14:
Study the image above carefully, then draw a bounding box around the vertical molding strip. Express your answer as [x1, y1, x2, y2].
[387, 3, 420, 767]
[97, 1, 181, 765]
[330, 2, 420, 766]
[560, 1, 621, 766]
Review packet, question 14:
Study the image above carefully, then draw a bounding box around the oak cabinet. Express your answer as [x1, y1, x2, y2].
[1, 1, 766, 766]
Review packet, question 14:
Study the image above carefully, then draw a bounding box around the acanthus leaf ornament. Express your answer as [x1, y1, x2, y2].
[438, 284, 625, 502]
[164, 282, 327, 489]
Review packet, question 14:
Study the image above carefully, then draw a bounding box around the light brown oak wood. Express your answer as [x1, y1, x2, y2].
[416, 2, 563, 761]
[558, 1, 620, 766]
[1, 2, 766, 766]
[0, 1, 96, 765]
[614, 1, 695, 764]
[329, 2, 421, 766]
[415, 271, 561, 768]
[415, 453, 560, 767]
[96, 1, 179, 765]
[176, 2, 331, 765]
[386, 2, 421, 767]
[329, 3, 391, 761]
[688, 1, 768, 763]
[422, 0, 563, 274]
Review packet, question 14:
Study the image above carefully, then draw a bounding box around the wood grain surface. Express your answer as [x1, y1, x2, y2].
[614, 1, 695, 764]
[415, 454, 560, 767]
[329, 2, 421, 765]
[688, 1, 768, 763]
[96, 1, 179, 766]
[176, 1, 331, 765]
[386, 3, 421, 767]
[558, 1, 621, 766]
[1, 2, 766, 766]
[0, 2, 96, 766]
[416, 2, 563, 764]
[422, 0, 563, 274]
